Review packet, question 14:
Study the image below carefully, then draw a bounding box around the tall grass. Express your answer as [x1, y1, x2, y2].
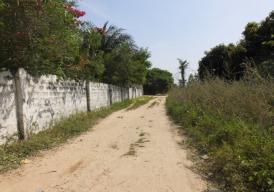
[166, 78, 274, 192]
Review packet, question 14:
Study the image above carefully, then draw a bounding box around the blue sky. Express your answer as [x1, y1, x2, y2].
[78, 0, 274, 81]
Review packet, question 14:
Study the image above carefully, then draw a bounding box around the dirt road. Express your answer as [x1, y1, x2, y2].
[0, 97, 206, 192]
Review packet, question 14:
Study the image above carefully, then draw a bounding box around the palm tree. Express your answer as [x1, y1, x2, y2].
[94, 22, 136, 52]
[178, 59, 189, 86]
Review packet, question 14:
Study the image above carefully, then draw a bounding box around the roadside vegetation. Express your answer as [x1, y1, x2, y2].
[127, 96, 154, 110]
[0, 0, 151, 86]
[0, 0, 155, 144]
[167, 78, 274, 192]
[169, 11, 274, 192]
[198, 11, 274, 80]
[0, 97, 148, 173]
[144, 68, 174, 95]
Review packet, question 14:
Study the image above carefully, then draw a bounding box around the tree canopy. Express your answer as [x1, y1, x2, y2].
[0, 0, 82, 76]
[198, 11, 274, 80]
[0, 0, 151, 86]
[144, 68, 174, 95]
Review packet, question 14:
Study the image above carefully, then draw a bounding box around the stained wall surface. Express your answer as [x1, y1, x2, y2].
[0, 71, 17, 143]
[0, 69, 143, 144]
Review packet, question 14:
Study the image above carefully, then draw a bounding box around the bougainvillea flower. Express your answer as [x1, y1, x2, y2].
[66, 5, 86, 18]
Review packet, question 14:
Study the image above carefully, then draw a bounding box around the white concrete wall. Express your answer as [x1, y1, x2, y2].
[0, 71, 17, 144]
[136, 85, 143, 97]
[19, 69, 87, 136]
[0, 69, 143, 144]
[110, 85, 122, 103]
[89, 82, 110, 110]
[128, 87, 133, 99]
[121, 87, 129, 101]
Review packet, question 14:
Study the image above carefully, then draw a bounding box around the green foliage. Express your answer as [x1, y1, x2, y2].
[0, 0, 4, 22]
[0, 98, 141, 173]
[198, 11, 274, 80]
[103, 43, 134, 85]
[187, 73, 199, 84]
[0, 2, 151, 85]
[98, 22, 135, 53]
[71, 28, 105, 81]
[91, 22, 151, 85]
[166, 79, 274, 192]
[0, 0, 81, 76]
[144, 68, 174, 95]
[130, 48, 152, 83]
[103, 43, 151, 86]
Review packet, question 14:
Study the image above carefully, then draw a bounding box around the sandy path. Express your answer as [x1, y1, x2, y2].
[0, 97, 206, 192]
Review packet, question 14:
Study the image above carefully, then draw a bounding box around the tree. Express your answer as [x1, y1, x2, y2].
[198, 44, 248, 80]
[95, 22, 135, 53]
[198, 44, 231, 80]
[228, 43, 247, 80]
[243, 12, 274, 77]
[91, 22, 151, 86]
[73, 26, 105, 81]
[187, 73, 198, 84]
[0, 0, 152, 86]
[144, 68, 174, 95]
[103, 43, 151, 86]
[0, 0, 4, 29]
[130, 48, 152, 84]
[178, 59, 188, 86]
[0, 0, 84, 77]
[198, 11, 274, 80]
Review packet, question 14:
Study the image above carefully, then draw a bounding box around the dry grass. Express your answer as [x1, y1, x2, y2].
[166, 78, 274, 192]
[172, 79, 274, 126]
[127, 96, 154, 110]
[148, 100, 160, 108]
[123, 131, 149, 156]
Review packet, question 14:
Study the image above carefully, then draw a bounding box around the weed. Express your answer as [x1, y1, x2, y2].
[148, 100, 160, 108]
[123, 133, 150, 157]
[166, 79, 274, 192]
[123, 144, 137, 156]
[139, 132, 145, 137]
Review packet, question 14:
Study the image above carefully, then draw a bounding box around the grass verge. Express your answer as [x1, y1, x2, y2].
[166, 79, 274, 192]
[0, 97, 147, 173]
[127, 96, 154, 110]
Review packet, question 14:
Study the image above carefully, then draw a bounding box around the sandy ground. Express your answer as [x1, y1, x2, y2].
[0, 97, 206, 192]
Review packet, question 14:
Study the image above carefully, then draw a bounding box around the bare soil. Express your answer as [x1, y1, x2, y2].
[0, 97, 206, 192]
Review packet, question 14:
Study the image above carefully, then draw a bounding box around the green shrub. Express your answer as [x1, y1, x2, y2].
[166, 79, 274, 192]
